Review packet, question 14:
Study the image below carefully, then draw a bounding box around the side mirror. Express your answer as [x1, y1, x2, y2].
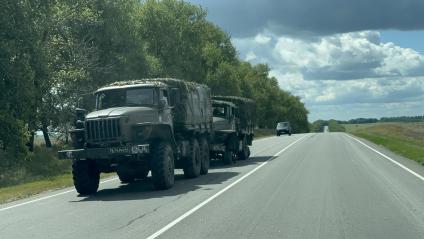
[170, 88, 180, 106]
[75, 108, 87, 121]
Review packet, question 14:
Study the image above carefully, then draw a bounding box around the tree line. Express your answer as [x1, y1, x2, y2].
[0, 0, 309, 162]
[338, 116, 424, 124]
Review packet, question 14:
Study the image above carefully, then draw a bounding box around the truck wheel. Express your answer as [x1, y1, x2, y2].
[183, 138, 201, 178]
[238, 145, 250, 160]
[223, 150, 233, 165]
[151, 142, 175, 190]
[72, 159, 100, 195]
[199, 137, 210, 175]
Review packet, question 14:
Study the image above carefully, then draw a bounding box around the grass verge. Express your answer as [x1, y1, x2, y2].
[345, 122, 424, 165]
[0, 173, 115, 205]
[0, 174, 74, 204]
[254, 128, 275, 138]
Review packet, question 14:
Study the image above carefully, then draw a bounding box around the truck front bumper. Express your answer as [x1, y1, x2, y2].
[58, 144, 150, 160]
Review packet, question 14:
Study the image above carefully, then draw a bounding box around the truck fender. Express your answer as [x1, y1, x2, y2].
[134, 123, 177, 151]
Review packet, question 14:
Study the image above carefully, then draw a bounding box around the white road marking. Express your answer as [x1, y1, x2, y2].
[146, 135, 308, 239]
[345, 134, 424, 182]
[0, 177, 119, 212]
[0, 135, 277, 212]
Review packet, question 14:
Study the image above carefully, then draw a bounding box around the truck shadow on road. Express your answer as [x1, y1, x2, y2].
[70, 156, 273, 203]
[70, 171, 239, 203]
[209, 156, 274, 168]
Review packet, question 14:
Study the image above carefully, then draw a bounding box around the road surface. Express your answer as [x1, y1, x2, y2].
[1, 133, 424, 239]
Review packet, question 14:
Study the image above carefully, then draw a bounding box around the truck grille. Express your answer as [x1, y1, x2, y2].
[86, 118, 121, 142]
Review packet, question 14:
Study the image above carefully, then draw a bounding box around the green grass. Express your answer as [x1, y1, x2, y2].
[345, 122, 424, 165]
[0, 174, 74, 204]
[0, 146, 72, 187]
[0, 143, 114, 204]
[0, 172, 115, 204]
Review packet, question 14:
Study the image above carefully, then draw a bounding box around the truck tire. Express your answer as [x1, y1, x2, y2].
[72, 159, 100, 195]
[238, 145, 250, 160]
[223, 150, 233, 165]
[183, 138, 201, 178]
[151, 142, 175, 190]
[199, 137, 210, 175]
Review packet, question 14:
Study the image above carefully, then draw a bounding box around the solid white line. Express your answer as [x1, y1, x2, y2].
[0, 136, 277, 212]
[146, 135, 308, 239]
[0, 177, 119, 212]
[345, 134, 424, 182]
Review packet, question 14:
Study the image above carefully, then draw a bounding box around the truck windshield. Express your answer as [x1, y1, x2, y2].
[213, 106, 226, 117]
[96, 88, 156, 110]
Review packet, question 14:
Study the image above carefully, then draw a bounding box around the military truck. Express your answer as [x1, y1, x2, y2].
[58, 78, 213, 195]
[210, 96, 256, 164]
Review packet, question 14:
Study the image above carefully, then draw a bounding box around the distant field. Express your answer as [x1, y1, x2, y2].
[345, 122, 424, 165]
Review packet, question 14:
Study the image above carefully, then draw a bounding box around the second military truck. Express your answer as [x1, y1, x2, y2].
[59, 78, 213, 194]
[210, 96, 256, 164]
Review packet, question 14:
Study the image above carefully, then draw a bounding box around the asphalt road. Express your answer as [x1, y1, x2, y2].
[1, 133, 424, 239]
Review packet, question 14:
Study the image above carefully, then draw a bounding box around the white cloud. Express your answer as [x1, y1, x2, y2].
[254, 34, 271, 44]
[375, 43, 424, 76]
[245, 51, 257, 61]
[273, 31, 424, 80]
[238, 31, 424, 120]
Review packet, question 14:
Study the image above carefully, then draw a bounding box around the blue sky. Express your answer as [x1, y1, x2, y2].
[380, 31, 424, 54]
[188, 0, 424, 121]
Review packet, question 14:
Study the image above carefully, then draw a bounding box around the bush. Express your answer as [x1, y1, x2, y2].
[0, 145, 71, 187]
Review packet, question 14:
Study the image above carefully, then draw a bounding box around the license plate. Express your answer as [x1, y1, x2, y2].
[109, 145, 149, 155]
[109, 146, 132, 154]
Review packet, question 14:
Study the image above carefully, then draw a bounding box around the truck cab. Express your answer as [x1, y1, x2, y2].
[86, 84, 174, 147]
[212, 100, 237, 131]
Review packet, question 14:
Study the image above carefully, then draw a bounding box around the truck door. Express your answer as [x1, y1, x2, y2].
[160, 89, 173, 126]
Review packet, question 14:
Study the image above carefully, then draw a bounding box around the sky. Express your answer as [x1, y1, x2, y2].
[188, 0, 424, 121]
